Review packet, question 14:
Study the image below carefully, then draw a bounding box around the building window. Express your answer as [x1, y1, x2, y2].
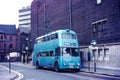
[1, 36, 3, 39]
[104, 48, 109, 61]
[10, 36, 13, 41]
[92, 49, 97, 60]
[98, 49, 102, 58]
[97, 0, 102, 4]
[104, 49, 109, 58]
[4, 44, 6, 48]
[93, 24, 98, 33]
[9, 44, 13, 49]
[92, 19, 107, 38]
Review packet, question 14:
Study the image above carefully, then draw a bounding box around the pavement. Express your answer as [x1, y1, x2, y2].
[0, 65, 18, 80]
[81, 67, 120, 77]
[0, 62, 120, 80]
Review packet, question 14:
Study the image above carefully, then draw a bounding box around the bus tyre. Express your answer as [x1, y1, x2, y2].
[36, 61, 40, 69]
[54, 62, 59, 72]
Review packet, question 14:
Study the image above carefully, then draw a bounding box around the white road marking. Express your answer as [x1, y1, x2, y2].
[0, 65, 24, 80]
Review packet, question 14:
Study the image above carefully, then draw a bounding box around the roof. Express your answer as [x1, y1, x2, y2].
[0, 24, 17, 35]
[0, 29, 5, 34]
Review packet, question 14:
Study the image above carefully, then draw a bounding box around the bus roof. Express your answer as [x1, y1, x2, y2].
[36, 29, 76, 40]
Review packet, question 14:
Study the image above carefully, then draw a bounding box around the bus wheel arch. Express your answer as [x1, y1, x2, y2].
[54, 61, 60, 72]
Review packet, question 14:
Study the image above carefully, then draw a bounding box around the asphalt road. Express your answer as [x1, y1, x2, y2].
[0, 62, 120, 80]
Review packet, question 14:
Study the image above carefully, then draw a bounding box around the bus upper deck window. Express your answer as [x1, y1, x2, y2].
[62, 33, 70, 39]
[62, 33, 76, 39]
[51, 34, 54, 40]
[47, 36, 50, 41]
[54, 33, 58, 39]
[72, 34, 77, 39]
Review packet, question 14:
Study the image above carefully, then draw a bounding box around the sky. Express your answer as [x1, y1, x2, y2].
[0, 0, 33, 28]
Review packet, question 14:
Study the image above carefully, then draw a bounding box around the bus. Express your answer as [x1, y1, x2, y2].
[32, 29, 81, 72]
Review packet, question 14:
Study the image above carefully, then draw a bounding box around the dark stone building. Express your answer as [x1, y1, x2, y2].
[31, 0, 120, 70]
[31, 0, 120, 46]
[17, 27, 31, 63]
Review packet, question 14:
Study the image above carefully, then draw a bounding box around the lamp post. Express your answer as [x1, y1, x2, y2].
[26, 32, 30, 64]
[7, 53, 11, 73]
[26, 37, 29, 64]
[69, 0, 73, 30]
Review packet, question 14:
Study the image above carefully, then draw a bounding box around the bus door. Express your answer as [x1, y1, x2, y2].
[54, 48, 62, 64]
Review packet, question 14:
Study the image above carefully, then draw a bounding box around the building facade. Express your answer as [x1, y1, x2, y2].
[18, 6, 32, 63]
[0, 24, 17, 62]
[17, 27, 31, 63]
[19, 6, 31, 28]
[31, 0, 120, 70]
[31, 0, 120, 46]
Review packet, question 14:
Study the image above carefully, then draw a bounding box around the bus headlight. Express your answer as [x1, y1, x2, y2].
[63, 62, 66, 66]
[77, 63, 80, 66]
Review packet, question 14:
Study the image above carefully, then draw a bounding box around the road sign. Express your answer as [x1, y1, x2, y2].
[91, 40, 97, 46]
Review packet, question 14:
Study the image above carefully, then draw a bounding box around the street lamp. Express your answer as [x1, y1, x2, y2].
[7, 53, 11, 73]
[26, 34, 30, 64]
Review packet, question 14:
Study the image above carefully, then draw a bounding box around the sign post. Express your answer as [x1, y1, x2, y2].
[88, 51, 91, 71]
[91, 40, 97, 72]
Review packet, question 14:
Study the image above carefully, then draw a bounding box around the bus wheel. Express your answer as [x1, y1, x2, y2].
[36, 61, 40, 69]
[54, 62, 59, 72]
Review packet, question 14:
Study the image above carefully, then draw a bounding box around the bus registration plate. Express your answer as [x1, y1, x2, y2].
[69, 65, 74, 68]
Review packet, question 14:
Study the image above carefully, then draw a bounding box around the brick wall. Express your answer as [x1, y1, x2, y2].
[31, 0, 120, 47]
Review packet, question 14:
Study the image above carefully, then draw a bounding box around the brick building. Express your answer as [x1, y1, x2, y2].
[31, 0, 120, 70]
[0, 24, 17, 61]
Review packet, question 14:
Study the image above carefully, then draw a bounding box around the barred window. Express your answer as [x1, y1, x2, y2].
[92, 19, 107, 38]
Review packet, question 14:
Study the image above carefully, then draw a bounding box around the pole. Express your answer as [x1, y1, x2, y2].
[94, 62, 96, 72]
[94, 52, 96, 72]
[37, 2, 40, 37]
[9, 53, 11, 73]
[88, 51, 91, 71]
[44, 3, 47, 34]
[91, 40, 97, 72]
[69, 0, 73, 30]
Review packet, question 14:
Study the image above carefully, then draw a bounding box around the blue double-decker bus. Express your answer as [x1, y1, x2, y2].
[32, 29, 81, 72]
